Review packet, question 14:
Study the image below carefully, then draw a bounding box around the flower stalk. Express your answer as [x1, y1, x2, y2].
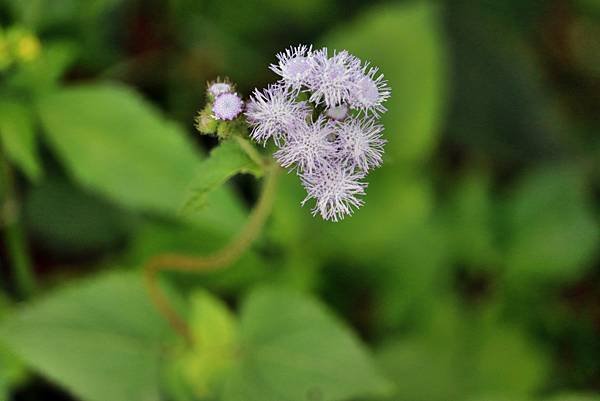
[144, 162, 281, 343]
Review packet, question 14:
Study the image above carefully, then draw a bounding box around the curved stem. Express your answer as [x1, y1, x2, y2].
[144, 164, 281, 343]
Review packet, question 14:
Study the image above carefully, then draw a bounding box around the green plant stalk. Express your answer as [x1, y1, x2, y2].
[235, 135, 266, 168]
[0, 149, 35, 298]
[144, 162, 281, 343]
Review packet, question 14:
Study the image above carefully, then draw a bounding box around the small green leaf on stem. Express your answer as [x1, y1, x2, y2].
[194, 106, 218, 135]
[180, 140, 264, 216]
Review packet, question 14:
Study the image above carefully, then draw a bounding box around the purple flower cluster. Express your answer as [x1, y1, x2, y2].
[246, 45, 390, 221]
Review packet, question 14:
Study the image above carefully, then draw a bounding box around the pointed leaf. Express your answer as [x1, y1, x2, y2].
[223, 287, 392, 401]
[0, 272, 170, 401]
[180, 139, 263, 216]
[36, 83, 248, 233]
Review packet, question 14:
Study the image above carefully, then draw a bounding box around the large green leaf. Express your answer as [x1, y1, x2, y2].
[165, 288, 391, 401]
[36, 83, 247, 233]
[0, 99, 42, 181]
[222, 287, 392, 401]
[0, 272, 170, 401]
[180, 139, 263, 216]
[36, 83, 200, 214]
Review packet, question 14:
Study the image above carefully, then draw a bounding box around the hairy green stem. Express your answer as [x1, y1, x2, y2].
[144, 163, 281, 343]
[0, 150, 35, 299]
[235, 136, 266, 168]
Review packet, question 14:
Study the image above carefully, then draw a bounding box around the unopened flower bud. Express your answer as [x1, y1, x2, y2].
[195, 107, 218, 135]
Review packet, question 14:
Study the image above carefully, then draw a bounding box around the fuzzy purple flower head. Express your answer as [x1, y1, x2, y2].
[213, 92, 244, 121]
[245, 45, 391, 221]
[245, 85, 310, 145]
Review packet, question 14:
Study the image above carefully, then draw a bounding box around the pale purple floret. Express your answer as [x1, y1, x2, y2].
[270, 45, 314, 89]
[245, 85, 310, 146]
[325, 104, 349, 121]
[306, 48, 362, 108]
[213, 93, 244, 120]
[274, 116, 336, 173]
[301, 163, 367, 222]
[208, 82, 233, 97]
[334, 116, 386, 171]
[349, 66, 391, 117]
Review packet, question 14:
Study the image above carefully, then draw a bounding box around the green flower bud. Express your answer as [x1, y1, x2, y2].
[194, 106, 218, 135]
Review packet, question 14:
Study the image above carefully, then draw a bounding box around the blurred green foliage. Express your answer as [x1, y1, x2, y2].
[0, 0, 599, 401]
